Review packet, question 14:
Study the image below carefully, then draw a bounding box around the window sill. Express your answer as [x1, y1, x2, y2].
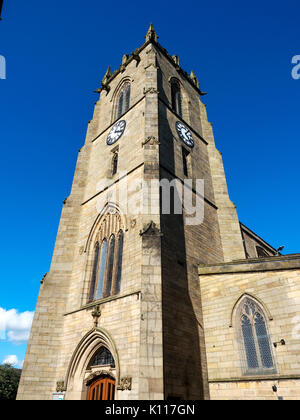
[242, 369, 277, 377]
[208, 373, 300, 384]
[64, 289, 141, 316]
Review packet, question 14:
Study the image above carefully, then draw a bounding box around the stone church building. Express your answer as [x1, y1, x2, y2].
[17, 25, 300, 400]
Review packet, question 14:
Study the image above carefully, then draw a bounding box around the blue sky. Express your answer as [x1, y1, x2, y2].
[0, 1, 299, 367]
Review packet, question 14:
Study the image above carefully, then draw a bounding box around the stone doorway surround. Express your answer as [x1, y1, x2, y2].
[64, 328, 120, 400]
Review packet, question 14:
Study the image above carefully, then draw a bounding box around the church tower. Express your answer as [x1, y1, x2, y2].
[17, 25, 248, 400]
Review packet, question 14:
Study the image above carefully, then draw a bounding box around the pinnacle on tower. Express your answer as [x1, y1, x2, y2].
[172, 55, 180, 67]
[102, 66, 111, 85]
[190, 70, 199, 88]
[145, 23, 158, 42]
[122, 54, 129, 65]
[97, 66, 112, 94]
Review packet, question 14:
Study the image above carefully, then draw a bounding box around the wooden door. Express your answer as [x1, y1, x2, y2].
[88, 376, 115, 400]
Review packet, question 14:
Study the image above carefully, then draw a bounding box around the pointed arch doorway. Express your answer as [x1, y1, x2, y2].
[87, 375, 116, 401]
[65, 329, 120, 400]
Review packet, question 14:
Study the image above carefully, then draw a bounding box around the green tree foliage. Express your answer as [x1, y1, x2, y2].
[0, 364, 21, 400]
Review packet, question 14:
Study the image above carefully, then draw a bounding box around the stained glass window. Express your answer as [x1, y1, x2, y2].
[255, 313, 274, 369]
[105, 235, 115, 296]
[115, 231, 124, 293]
[92, 347, 115, 367]
[89, 212, 125, 302]
[238, 297, 275, 374]
[116, 83, 130, 120]
[171, 79, 182, 117]
[242, 315, 259, 369]
[89, 243, 100, 302]
[112, 153, 118, 176]
[95, 239, 108, 300]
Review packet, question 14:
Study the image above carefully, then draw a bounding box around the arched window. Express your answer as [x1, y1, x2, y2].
[89, 243, 100, 302]
[89, 211, 125, 302]
[237, 297, 275, 374]
[115, 82, 130, 120]
[112, 152, 118, 176]
[171, 79, 182, 117]
[182, 147, 190, 177]
[115, 230, 124, 294]
[105, 235, 115, 297]
[91, 347, 115, 367]
[94, 239, 108, 301]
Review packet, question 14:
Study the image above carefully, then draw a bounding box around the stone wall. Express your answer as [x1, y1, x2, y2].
[199, 256, 300, 400]
[209, 379, 300, 400]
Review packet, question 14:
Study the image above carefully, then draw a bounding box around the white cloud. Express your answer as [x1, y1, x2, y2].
[2, 355, 24, 368]
[0, 307, 34, 344]
[7, 330, 31, 343]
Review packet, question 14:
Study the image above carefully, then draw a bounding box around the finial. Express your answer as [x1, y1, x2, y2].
[145, 23, 158, 42]
[120, 55, 129, 72]
[172, 55, 180, 67]
[102, 66, 111, 84]
[122, 54, 129, 65]
[99, 66, 112, 94]
[190, 70, 199, 88]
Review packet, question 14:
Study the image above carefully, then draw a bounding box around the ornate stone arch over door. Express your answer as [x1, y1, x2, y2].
[64, 328, 120, 400]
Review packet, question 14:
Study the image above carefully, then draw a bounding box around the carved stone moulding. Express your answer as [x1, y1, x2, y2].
[91, 305, 102, 328]
[84, 369, 115, 385]
[142, 136, 160, 147]
[131, 49, 141, 63]
[139, 221, 163, 237]
[56, 381, 66, 393]
[143, 87, 159, 95]
[100, 83, 111, 94]
[117, 376, 132, 391]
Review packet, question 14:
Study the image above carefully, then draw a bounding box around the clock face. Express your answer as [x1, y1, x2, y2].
[176, 121, 194, 148]
[106, 120, 126, 146]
